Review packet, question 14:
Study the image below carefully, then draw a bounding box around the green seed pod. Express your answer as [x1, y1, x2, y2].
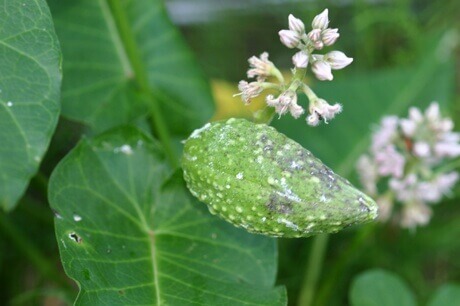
[182, 118, 378, 238]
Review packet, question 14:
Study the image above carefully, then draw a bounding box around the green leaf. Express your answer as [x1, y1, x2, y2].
[48, 0, 214, 134]
[349, 269, 417, 306]
[428, 284, 460, 306]
[48, 127, 285, 305]
[0, 0, 61, 211]
[273, 35, 455, 177]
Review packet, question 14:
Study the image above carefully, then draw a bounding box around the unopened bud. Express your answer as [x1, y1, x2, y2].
[292, 51, 309, 68]
[325, 51, 353, 70]
[312, 9, 329, 30]
[288, 14, 305, 34]
[279, 30, 300, 48]
[311, 60, 333, 81]
[307, 29, 321, 42]
[321, 28, 339, 46]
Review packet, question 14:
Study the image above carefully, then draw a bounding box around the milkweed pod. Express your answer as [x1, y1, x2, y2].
[182, 118, 378, 238]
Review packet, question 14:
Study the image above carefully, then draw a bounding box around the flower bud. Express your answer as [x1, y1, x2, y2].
[292, 51, 309, 68]
[325, 51, 353, 70]
[311, 60, 333, 81]
[321, 28, 339, 46]
[307, 29, 321, 42]
[288, 14, 305, 34]
[312, 9, 329, 30]
[279, 30, 300, 48]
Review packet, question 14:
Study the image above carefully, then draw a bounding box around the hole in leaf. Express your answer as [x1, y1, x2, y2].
[68, 232, 82, 243]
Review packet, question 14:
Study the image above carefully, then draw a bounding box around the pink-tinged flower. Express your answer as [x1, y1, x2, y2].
[417, 172, 459, 203]
[325, 51, 353, 70]
[235, 81, 263, 104]
[279, 30, 300, 48]
[376, 195, 393, 222]
[356, 102, 460, 229]
[307, 98, 342, 125]
[389, 174, 418, 202]
[247, 52, 275, 82]
[311, 60, 333, 81]
[288, 14, 305, 34]
[321, 28, 339, 46]
[312, 9, 329, 30]
[400, 202, 432, 229]
[292, 51, 309, 68]
[356, 155, 378, 195]
[266, 91, 304, 119]
[434, 137, 460, 158]
[371, 116, 399, 152]
[374, 145, 405, 178]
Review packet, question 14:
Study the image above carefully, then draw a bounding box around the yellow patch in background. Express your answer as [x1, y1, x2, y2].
[210, 79, 267, 121]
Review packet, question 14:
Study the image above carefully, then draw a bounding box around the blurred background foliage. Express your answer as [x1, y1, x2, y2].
[1, 0, 459, 305]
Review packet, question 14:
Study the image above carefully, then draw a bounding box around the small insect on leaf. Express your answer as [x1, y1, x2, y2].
[182, 118, 378, 238]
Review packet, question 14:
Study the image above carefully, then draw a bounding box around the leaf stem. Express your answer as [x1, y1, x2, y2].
[107, 0, 178, 168]
[0, 212, 71, 290]
[298, 234, 329, 306]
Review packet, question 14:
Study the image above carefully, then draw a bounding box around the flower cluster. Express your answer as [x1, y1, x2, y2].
[279, 10, 352, 81]
[235, 9, 353, 126]
[356, 103, 460, 229]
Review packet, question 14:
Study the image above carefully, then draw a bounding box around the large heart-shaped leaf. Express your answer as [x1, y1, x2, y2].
[0, 0, 61, 211]
[48, 0, 214, 134]
[349, 269, 416, 306]
[273, 35, 455, 177]
[49, 127, 285, 305]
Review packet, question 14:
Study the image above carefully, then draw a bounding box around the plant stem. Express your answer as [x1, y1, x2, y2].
[107, 0, 178, 168]
[0, 212, 71, 290]
[298, 234, 329, 306]
[315, 224, 376, 306]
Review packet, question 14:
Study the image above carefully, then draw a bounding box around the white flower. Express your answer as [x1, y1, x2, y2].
[247, 52, 275, 82]
[235, 80, 263, 104]
[288, 14, 305, 34]
[400, 118, 417, 137]
[408, 106, 423, 123]
[266, 91, 304, 119]
[312, 9, 329, 30]
[311, 60, 333, 81]
[321, 28, 339, 46]
[356, 154, 378, 195]
[400, 202, 432, 229]
[279, 30, 300, 48]
[325, 51, 353, 70]
[307, 98, 342, 125]
[374, 145, 405, 178]
[413, 142, 430, 157]
[307, 113, 320, 126]
[292, 51, 309, 68]
[425, 102, 440, 121]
